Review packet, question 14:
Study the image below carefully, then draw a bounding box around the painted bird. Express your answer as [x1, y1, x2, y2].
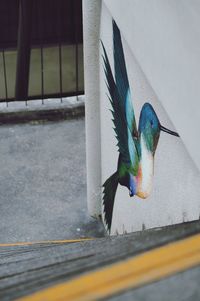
[102, 20, 179, 233]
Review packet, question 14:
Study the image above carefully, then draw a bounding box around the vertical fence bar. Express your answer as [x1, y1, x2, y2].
[59, 42, 63, 103]
[72, 0, 79, 101]
[15, 0, 33, 103]
[37, 1, 44, 105]
[40, 42, 44, 105]
[58, 1, 63, 103]
[75, 1, 79, 101]
[2, 50, 8, 107]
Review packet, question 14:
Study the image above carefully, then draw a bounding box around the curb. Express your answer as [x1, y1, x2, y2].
[0, 101, 85, 125]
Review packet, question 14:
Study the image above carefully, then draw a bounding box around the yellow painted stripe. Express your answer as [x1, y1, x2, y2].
[0, 238, 92, 247]
[17, 234, 200, 301]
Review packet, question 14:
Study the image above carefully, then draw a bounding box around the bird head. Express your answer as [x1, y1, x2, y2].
[139, 103, 179, 155]
[119, 171, 136, 197]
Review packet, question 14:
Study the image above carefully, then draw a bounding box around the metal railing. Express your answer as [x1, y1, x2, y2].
[0, 0, 84, 105]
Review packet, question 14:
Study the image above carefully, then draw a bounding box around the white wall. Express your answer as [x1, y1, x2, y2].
[104, 0, 200, 171]
[83, 0, 102, 217]
[83, 0, 200, 234]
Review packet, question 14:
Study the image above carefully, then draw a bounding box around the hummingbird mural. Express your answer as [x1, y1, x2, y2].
[102, 20, 180, 233]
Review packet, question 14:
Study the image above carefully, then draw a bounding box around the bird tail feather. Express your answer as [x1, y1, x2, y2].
[102, 172, 119, 233]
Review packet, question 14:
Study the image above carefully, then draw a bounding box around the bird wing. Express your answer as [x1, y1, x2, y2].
[113, 20, 138, 140]
[101, 24, 139, 172]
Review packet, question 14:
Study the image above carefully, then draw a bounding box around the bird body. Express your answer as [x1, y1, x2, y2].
[136, 134, 154, 199]
[102, 20, 179, 233]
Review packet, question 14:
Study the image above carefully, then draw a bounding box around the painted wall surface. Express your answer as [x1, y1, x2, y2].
[83, 0, 200, 234]
[104, 0, 200, 171]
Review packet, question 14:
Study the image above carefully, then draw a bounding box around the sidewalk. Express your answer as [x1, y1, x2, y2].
[0, 116, 104, 243]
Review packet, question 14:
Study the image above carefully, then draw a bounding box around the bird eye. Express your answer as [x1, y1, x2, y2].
[150, 120, 154, 128]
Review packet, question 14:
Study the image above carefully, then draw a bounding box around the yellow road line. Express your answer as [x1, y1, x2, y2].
[18, 233, 200, 301]
[0, 238, 92, 247]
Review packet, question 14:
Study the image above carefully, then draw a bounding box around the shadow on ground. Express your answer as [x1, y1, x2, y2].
[0, 117, 105, 242]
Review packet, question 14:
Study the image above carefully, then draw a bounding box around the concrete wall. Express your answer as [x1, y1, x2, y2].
[83, 0, 102, 217]
[104, 0, 200, 171]
[83, 0, 200, 234]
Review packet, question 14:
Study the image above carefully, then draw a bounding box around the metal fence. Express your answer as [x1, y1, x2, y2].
[0, 0, 84, 105]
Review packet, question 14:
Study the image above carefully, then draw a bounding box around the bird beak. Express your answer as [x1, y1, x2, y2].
[160, 125, 180, 137]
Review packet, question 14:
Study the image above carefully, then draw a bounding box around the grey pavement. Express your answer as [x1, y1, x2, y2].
[0, 117, 105, 243]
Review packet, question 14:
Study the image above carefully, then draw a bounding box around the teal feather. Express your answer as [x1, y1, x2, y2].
[102, 172, 118, 233]
[101, 41, 132, 166]
[113, 20, 138, 138]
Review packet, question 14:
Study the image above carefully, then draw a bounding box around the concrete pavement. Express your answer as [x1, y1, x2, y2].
[0, 117, 104, 243]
